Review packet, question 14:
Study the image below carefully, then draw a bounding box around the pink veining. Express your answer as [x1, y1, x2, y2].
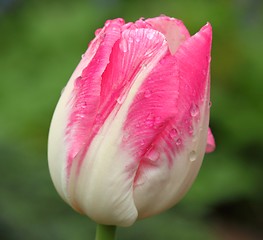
[66, 18, 168, 177]
[64, 16, 213, 187]
[122, 23, 212, 185]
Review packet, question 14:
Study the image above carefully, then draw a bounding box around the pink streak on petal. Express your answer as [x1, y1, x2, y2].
[146, 15, 190, 55]
[66, 19, 124, 176]
[123, 23, 212, 184]
[66, 20, 167, 177]
[206, 128, 216, 153]
[98, 27, 166, 119]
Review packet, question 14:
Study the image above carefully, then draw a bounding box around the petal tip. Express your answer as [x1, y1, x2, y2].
[206, 128, 216, 153]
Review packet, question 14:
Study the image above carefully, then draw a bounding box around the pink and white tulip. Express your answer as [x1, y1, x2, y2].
[48, 16, 215, 227]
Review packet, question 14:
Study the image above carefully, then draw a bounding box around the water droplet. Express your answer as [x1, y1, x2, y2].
[175, 138, 182, 146]
[81, 54, 85, 59]
[119, 39, 128, 53]
[190, 104, 199, 117]
[117, 91, 128, 104]
[169, 128, 178, 139]
[76, 113, 85, 119]
[117, 95, 124, 104]
[209, 101, 212, 108]
[188, 125, 194, 135]
[147, 148, 160, 162]
[145, 114, 154, 127]
[81, 101, 87, 109]
[144, 89, 152, 98]
[189, 150, 197, 162]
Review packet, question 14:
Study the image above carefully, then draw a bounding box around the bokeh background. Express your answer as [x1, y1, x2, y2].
[1, 0, 263, 239]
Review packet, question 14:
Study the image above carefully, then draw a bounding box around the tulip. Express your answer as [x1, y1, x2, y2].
[48, 15, 215, 227]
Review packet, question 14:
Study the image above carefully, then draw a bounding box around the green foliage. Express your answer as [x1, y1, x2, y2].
[1, 0, 263, 239]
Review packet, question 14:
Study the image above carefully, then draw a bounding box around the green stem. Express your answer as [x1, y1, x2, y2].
[95, 224, 117, 240]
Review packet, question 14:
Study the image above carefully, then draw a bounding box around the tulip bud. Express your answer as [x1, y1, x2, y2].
[48, 15, 215, 227]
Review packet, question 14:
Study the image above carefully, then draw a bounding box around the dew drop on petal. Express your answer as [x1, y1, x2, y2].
[140, 140, 145, 146]
[76, 113, 85, 120]
[81, 101, 87, 109]
[175, 138, 182, 146]
[169, 128, 178, 139]
[147, 149, 160, 162]
[209, 101, 212, 108]
[188, 125, 194, 135]
[117, 92, 127, 104]
[189, 150, 197, 162]
[117, 96, 124, 104]
[190, 104, 199, 117]
[144, 89, 152, 98]
[74, 76, 82, 88]
[145, 114, 154, 127]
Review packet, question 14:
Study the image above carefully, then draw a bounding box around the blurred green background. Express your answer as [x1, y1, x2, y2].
[1, 0, 263, 239]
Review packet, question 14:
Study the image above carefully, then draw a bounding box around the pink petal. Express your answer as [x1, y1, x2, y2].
[146, 15, 190, 55]
[66, 20, 168, 176]
[206, 127, 216, 153]
[98, 27, 167, 118]
[66, 19, 124, 175]
[123, 23, 212, 184]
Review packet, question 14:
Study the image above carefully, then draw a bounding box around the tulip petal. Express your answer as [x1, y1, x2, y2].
[48, 18, 124, 200]
[206, 127, 216, 152]
[146, 15, 190, 54]
[66, 19, 124, 175]
[122, 23, 212, 217]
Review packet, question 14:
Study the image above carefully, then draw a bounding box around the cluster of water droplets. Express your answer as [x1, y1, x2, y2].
[136, 113, 163, 130]
[169, 128, 182, 147]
